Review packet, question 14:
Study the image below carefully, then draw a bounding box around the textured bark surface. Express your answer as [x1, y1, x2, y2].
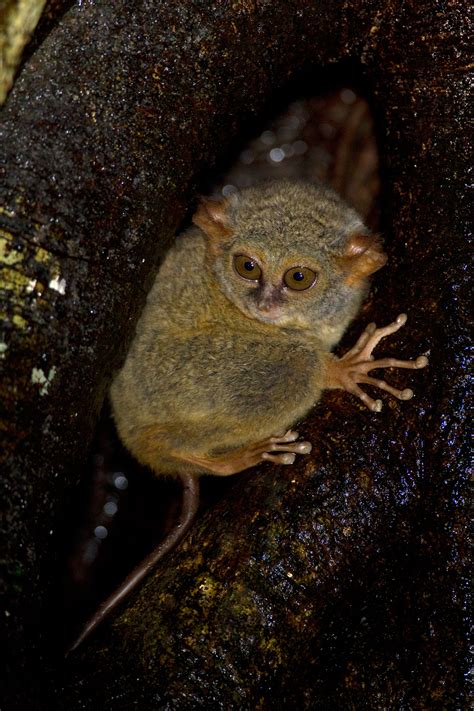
[1, 0, 469, 709]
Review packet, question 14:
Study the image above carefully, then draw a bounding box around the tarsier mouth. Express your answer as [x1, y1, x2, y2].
[255, 305, 288, 324]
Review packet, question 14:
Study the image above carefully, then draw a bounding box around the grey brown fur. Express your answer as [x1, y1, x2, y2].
[110, 179, 426, 476]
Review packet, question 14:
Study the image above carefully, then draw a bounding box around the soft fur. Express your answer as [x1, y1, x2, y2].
[110, 180, 386, 476]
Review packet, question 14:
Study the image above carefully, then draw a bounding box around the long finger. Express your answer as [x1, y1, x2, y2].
[357, 374, 413, 400]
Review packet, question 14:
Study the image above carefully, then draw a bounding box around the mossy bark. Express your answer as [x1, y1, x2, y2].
[0, 0, 469, 708]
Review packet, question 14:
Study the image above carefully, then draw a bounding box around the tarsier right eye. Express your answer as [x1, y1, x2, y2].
[234, 254, 262, 281]
[284, 266, 317, 291]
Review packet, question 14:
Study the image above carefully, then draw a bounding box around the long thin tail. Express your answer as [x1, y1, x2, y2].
[67, 472, 199, 654]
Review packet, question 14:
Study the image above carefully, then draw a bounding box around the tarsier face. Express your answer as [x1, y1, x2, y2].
[226, 246, 323, 327]
[193, 180, 387, 338]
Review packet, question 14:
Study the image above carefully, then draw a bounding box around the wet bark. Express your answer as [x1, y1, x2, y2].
[1, 0, 469, 708]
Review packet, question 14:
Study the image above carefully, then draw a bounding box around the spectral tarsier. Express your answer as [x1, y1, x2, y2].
[69, 180, 428, 651]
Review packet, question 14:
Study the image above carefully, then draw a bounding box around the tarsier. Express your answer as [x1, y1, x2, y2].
[69, 180, 428, 651]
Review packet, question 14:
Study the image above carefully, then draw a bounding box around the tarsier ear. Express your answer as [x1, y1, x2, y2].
[338, 232, 387, 285]
[192, 198, 233, 241]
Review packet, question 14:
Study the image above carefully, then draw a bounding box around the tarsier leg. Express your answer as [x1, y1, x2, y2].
[325, 313, 428, 412]
[179, 430, 312, 476]
[67, 471, 199, 654]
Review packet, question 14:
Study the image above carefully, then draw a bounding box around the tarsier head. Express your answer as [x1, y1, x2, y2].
[193, 180, 386, 345]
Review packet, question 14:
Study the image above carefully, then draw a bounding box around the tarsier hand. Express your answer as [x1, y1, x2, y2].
[325, 313, 428, 412]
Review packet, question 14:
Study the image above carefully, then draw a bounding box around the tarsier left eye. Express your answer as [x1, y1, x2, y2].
[284, 266, 317, 291]
[234, 254, 262, 281]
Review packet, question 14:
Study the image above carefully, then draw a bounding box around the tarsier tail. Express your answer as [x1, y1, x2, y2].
[66, 472, 200, 654]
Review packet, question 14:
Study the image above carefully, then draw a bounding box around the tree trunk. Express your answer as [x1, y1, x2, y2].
[1, 1, 469, 708]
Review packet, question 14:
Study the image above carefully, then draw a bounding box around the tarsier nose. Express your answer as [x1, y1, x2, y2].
[258, 298, 277, 314]
[257, 290, 283, 318]
[257, 285, 282, 310]
[258, 299, 271, 312]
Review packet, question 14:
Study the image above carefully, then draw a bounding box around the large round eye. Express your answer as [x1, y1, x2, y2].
[234, 254, 262, 281]
[284, 266, 317, 291]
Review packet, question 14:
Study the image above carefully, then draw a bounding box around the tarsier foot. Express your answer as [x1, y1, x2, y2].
[182, 430, 312, 475]
[326, 313, 428, 412]
[260, 430, 312, 466]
